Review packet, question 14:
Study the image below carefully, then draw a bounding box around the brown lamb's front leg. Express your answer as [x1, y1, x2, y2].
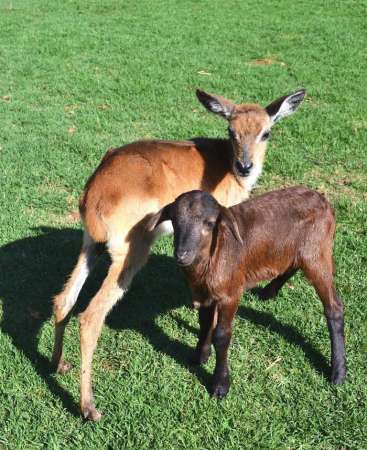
[191, 303, 217, 365]
[211, 300, 238, 399]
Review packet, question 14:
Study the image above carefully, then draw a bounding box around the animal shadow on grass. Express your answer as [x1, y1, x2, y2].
[174, 302, 330, 381]
[0, 227, 328, 416]
[0, 226, 210, 416]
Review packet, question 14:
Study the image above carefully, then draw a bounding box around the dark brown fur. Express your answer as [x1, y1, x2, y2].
[152, 187, 346, 398]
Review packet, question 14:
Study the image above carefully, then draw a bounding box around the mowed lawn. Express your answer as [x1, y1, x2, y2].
[0, 0, 366, 448]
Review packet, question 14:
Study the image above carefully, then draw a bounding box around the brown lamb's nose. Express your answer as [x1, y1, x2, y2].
[175, 250, 188, 263]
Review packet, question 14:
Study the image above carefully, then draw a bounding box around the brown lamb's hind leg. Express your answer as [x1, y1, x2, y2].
[255, 268, 298, 300]
[302, 257, 346, 385]
[52, 232, 103, 374]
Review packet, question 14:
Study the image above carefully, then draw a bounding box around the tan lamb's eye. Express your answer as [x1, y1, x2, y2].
[261, 130, 271, 141]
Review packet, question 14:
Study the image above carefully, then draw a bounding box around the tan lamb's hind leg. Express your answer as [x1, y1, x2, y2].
[52, 231, 102, 374]
[79, 232, 154, 421]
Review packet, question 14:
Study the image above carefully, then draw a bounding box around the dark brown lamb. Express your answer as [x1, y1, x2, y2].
[148, 186, 346, 398]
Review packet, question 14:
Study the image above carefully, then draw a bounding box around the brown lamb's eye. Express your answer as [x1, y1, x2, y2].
[206, 220, 216, 230]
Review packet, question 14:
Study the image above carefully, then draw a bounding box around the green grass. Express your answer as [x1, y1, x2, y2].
[0, 0, 366, 448]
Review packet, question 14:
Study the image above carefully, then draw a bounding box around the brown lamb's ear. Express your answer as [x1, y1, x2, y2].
[220, 207, 243, 244]
[146, 203, 172, 232]
[196, 89, 235, 120]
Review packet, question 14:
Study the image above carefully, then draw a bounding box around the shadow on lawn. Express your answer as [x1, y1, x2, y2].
[0, 227, 329, 416]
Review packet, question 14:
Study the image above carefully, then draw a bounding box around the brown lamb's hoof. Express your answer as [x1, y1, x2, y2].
[211, 377, 230, 400]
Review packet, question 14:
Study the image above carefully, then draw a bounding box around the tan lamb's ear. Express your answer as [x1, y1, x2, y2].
[146, 203, 172, 232]
[220, 207, 243, 244]
[196, 89, 235, 120]
[265, 89, 306, 124]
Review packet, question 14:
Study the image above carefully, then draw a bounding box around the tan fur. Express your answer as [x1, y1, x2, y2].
[79, 137, 268, 244]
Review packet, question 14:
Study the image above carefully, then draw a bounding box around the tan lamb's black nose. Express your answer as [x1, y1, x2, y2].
[235, 160, 253, 177]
